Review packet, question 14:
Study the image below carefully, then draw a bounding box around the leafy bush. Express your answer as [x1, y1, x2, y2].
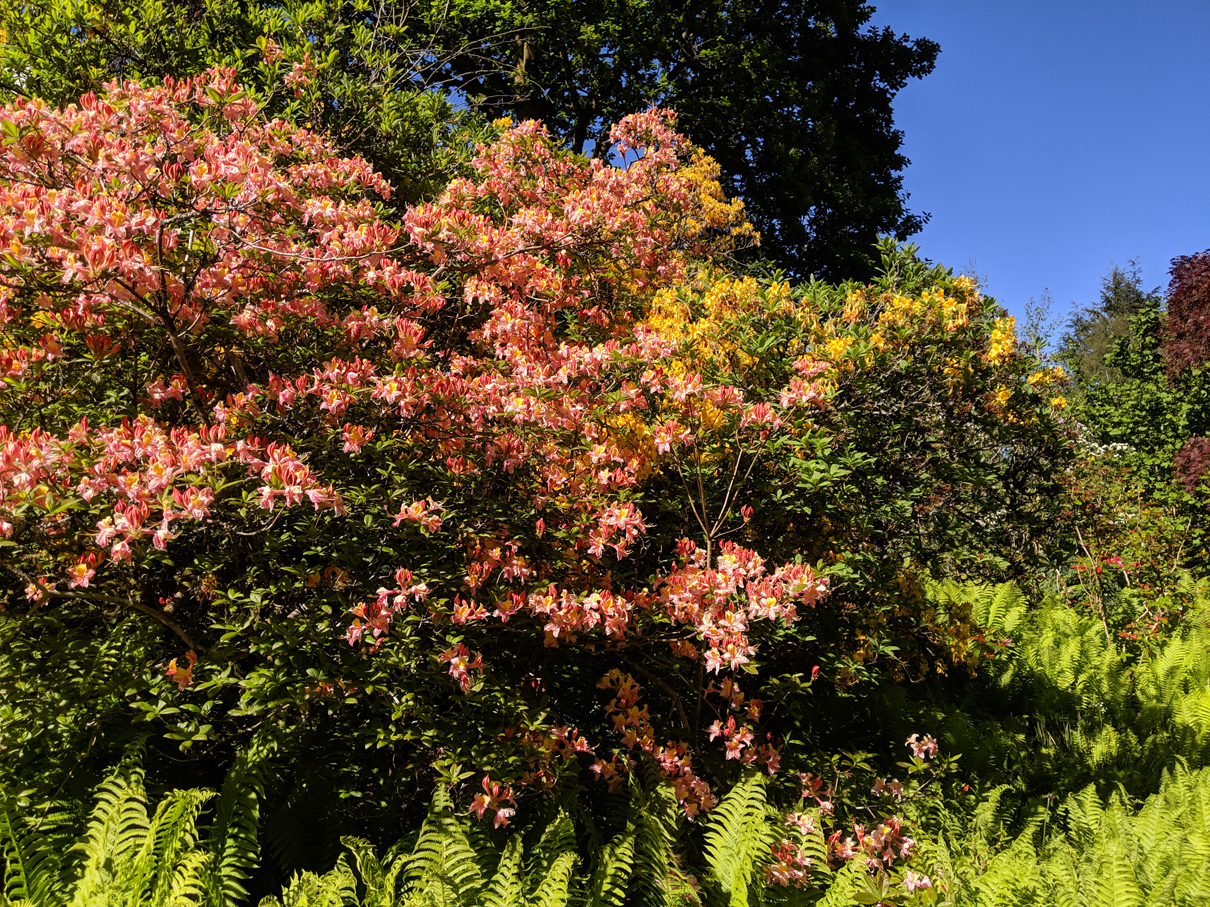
[0, 63, 1071, 845]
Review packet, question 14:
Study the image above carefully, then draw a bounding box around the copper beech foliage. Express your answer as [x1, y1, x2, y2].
[1163, 249, 1210, 375]
[0, 68, 1060, 826]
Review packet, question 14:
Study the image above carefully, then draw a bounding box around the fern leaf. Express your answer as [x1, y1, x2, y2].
[142, 788, 215, 907]
[701, 772, 773, 907]
[586, 826, 635, 907]
[481, 836, 523, 907]
[68, 770, 152, 907]
[526, 811, 577, 907]
[404, 786, 484, 907]
[628, 780, 679, 907]
[208, 730, 278, 907]
[1094, 842, 1143, 907]
[815, 858, 867, 907]
[0, 792, 65, 907]
[165, 849, 218, 907]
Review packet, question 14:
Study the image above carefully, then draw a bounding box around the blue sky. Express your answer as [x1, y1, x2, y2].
[868, 1, 1210, 334]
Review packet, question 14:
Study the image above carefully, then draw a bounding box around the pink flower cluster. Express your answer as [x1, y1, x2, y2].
[827, 816, 916, 871]
[766, 839, 812, 887]
[345, 568, 431, 648]
[469, 775, 515, 828]
[705, 679, 780, 771]
[438, 643, 484, 693]
[596, 669, 718, 818]
[655, 539, 828, 674]
[0, 418, 340, 586]
[907, 733, 938, 760]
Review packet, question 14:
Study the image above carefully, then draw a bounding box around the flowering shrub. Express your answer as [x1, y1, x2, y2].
[0, 68, 822, 818]
[0, 69, 1067, 836]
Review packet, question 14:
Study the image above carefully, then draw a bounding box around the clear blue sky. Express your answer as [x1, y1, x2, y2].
[868, 1, 1210, 334]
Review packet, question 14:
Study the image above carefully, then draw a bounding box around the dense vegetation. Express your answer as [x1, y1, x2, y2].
[1, 4, 1209, 906]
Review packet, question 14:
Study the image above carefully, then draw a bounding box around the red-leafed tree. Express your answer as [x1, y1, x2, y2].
[1162, 249, 1210, 373]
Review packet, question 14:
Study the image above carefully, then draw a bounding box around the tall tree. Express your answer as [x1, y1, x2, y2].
[430, 0, 939, 281]
[1058, 260, 1162, 385]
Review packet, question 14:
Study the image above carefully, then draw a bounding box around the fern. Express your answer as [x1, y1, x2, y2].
[402, 786, 484, 907]
[814, 858, 869, 907]
[0, 792, 70, 907]
[523, 811, 576, 907]
[700, 772, 773, 907]
[258, 855, 356, 907]
[585, 823, 635, 907]
[933, 764, 1210, 907]
[208, 728, 279, 907]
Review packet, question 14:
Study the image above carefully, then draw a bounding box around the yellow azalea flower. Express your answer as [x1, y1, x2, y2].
[826, 335, 853, 360]
[985, 315, 1017, 364]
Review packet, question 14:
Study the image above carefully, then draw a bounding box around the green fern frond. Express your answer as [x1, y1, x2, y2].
[482, 835, 524, 907]
[0, 792, 66, 907]
[525, 811, 577, 907]
[404, 786, 484, 907]
[208, 730, 279, 907]
[259, 859, 354, 907]
[165, 849, 218, 907]
[701, 772, 772, 907]
[585, 825, 635, 907]
[139, 788, 215, 907]
[627, 780, 679, 907]
[815, 858, 867, 907]
[1062, 784, 1104, 852]
[1094, 841, 1144, 907]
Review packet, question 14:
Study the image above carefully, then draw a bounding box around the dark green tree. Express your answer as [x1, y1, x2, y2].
[429, 0, 939, 281]
[1058, 260, 1163, 385]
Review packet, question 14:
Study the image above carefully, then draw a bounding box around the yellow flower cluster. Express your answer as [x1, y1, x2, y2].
[825, 335, 854, 363]
[985, 316, 1016, 363]
[1027, 366, 1066, 387]
[874, 287, 971, 334]
[796, 279, 982, 378]
[644, 274, 763, 369]
[842, 292, 866, 323]
[677, 152, 757, 246]
[603, 412, 658, 476]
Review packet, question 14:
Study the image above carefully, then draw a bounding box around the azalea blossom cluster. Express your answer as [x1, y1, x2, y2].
[653, 539, 829, 674]
[765, 736, 942, 892]
[705, 678, 780, 771]
[0, 68, 840, 821]
[907, 733, 938, 760]
[345, 567, 431, 649]
[1, 418, 340, 594]
[827, 815, 916, 870]
[766, 838, 812, 888]
[469, 775, 516, 829]
[595, 669, 718, 818]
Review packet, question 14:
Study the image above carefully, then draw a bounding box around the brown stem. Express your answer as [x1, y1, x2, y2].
[621, 654, 691, 734]
[3, 563, 216, 656]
